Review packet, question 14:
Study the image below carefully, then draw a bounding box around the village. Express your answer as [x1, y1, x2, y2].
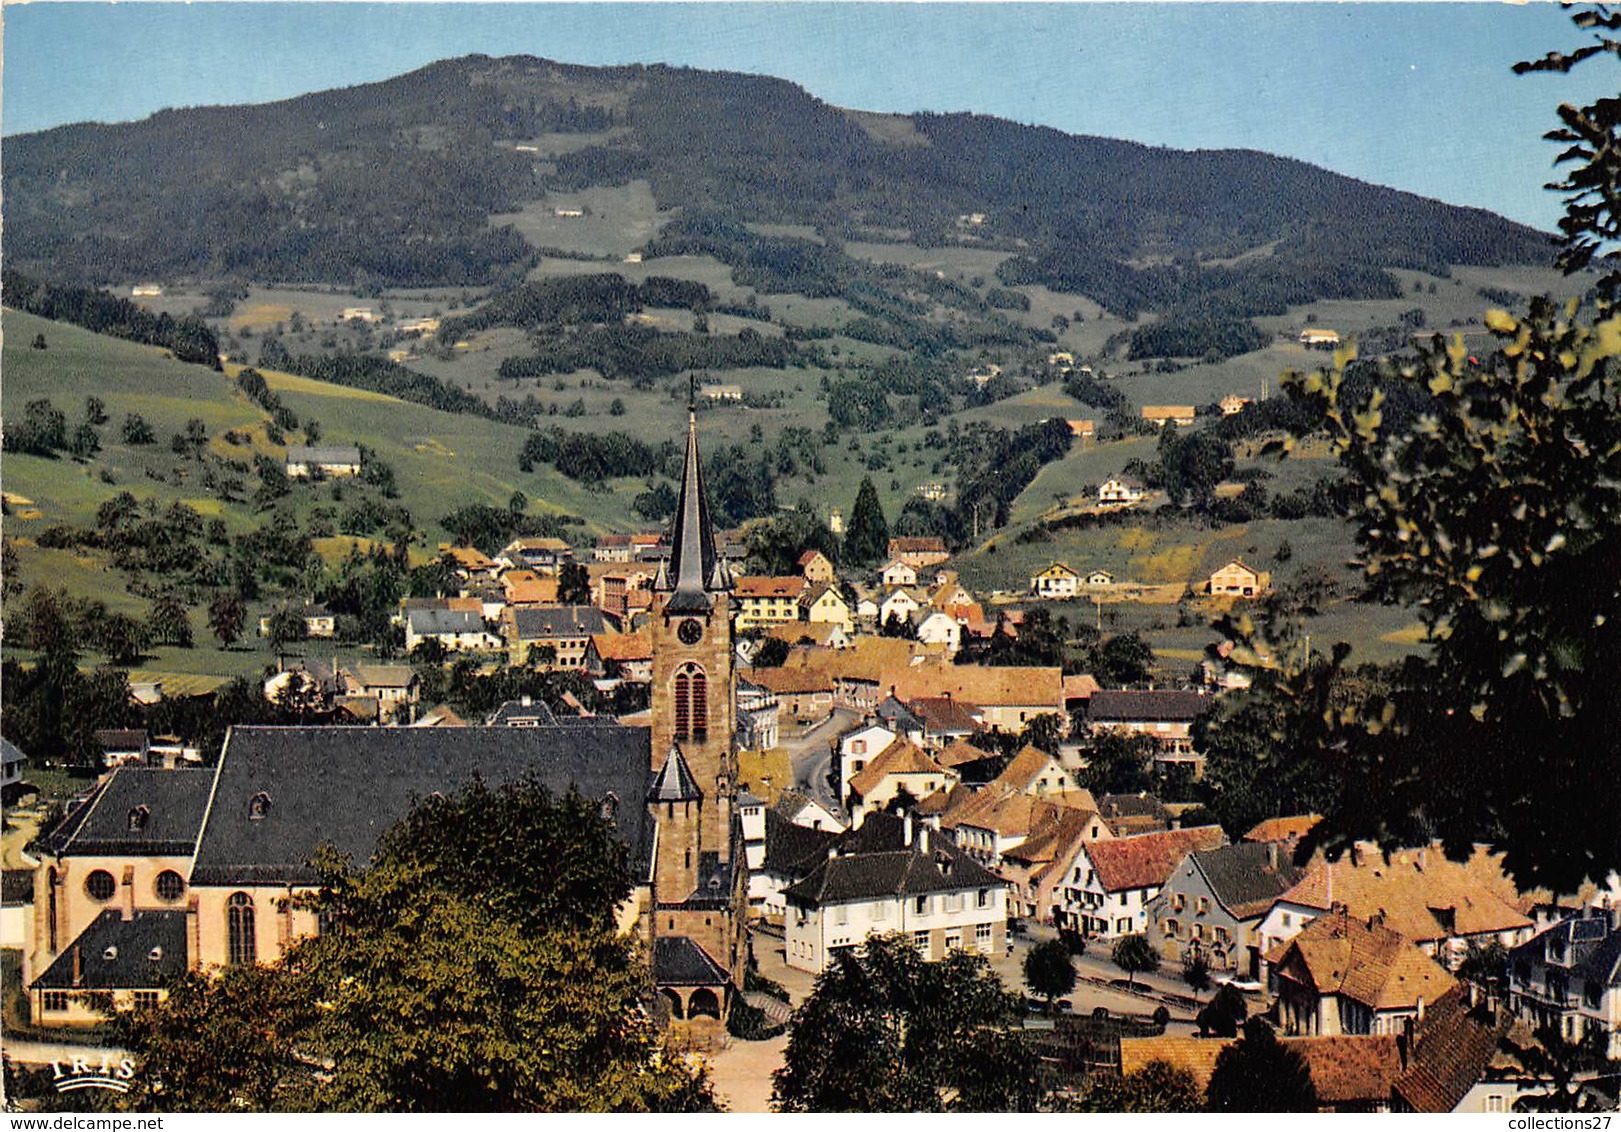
[6, 490, 1618, 1113]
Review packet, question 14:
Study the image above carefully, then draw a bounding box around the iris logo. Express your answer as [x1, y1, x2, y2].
[50, 1053, 136, 1093]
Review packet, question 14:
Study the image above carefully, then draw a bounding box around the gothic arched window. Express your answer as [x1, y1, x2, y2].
[227, 892, 256, 965]
[673, 663, 708, 741]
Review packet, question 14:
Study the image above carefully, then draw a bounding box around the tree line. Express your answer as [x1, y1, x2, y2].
[3, 271, 222, 368]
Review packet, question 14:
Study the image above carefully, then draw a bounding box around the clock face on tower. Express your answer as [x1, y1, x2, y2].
[677, 618, 704, 646]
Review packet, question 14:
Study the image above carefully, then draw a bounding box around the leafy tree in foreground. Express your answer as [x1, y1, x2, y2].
[1263, 297, 1621, 891]
[1196, 984, 1247, 1039]
[1062, 1060, 1203, 1113]
[1023, 939, 1077, 1013]
[1206, 1018, 1318, 1112]
[1224, 2, 1621, 893]
[1110, 934, 1159, 991]
[773, 933, 1038, 1112]
[118, 781, 713, 1112]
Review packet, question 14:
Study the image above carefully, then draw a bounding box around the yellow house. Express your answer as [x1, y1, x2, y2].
[797, 550, 836, 585]
[1209, 559, 1272, 598]
[800, 584, 854, 635]
[733, 577, 808, 632]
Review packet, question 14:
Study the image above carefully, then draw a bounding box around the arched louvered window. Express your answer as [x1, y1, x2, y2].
[673, 663, 707, 740]
[227, 892, 256, 965]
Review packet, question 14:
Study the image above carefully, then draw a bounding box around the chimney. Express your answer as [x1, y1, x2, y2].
[919, 827, 930, 855]
[1267, 842, 1280, 871]
[120, 866, 136, 921]
[521, 694, 532, 707]
[827, 845, 839, 861]
[903, 811, 914, 848]
[72, 945, 83, 987]
[1416, 996, 1426, 1022]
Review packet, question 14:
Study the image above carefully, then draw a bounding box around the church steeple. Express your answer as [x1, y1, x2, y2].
[658, 383, 730, 613]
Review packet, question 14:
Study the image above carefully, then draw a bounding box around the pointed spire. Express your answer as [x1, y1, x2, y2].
[659, 395, 727, 613]
[648, 744, 704, 802]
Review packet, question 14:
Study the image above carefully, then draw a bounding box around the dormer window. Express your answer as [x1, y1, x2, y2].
[248, 792, 271, 820]
[103, 946, 119, 962]
[600, 792, 619, 822]
[128, 805, 150, 833]
[148, 947, 164, 962]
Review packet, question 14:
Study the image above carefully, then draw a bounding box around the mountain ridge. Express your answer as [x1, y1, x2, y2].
[3, 54, 1553, 318]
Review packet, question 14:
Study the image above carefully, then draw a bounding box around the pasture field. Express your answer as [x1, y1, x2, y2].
[496, 180, 667, 260]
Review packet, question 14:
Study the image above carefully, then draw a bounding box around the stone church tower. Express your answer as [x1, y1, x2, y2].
[646, 401, 746, 1027]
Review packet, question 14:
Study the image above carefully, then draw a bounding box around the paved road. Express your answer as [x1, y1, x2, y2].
[778, 708, 856, 815]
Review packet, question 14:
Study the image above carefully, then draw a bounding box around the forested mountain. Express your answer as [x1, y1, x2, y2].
[4, 55, 1552, 315]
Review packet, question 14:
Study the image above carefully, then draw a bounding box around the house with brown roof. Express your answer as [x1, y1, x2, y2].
[1391, 986, 1530, 1112]
[1269, 909, 1458, 1037]
[502, 569, 561, 607]
[800, 583, 854, 636]
[1256, 845, 1536, 974]
[797, 549, 836, 585]
[496, 536, 574, 575]
[439, 544, 500, 581]
[1147, 840, 1311, 976]
[846, 739, 958, 826]
[1058, 825, 1227, 939]
[747, 666, 834, 723]
[585, 632, 653, 683]
[880, 559, 920, 588]
[998, 802, 1114, 925]
[1120, 1033, 1407, 1112]
[732, 576, 809, 632]
[887, 536, 950, 570]
[908, 696, 982, 747]
[1030, 561, 1082, 599]
[1142, 405, 1197, 428]
[1098, 476, 1146, 507]
[1086, 689, 1211, 771]
[764, 620, 850, 652]
[886, 662, 1066, 735]
[1243, 814, 1322, 845]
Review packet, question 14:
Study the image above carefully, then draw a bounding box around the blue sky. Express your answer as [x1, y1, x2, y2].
[5, 3, 1614, 232]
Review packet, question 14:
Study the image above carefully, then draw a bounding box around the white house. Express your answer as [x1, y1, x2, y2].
[1098, 477, 1146, 507]
[913, 610, 963, 654]
[880, 559, 919, 588]
[1030, 562, 1081, 599]
[1058, 826, 1227, 940]
[837, 721, 901, 802]
[879, 587, 925, 627]
[783, 814, 1007, 972]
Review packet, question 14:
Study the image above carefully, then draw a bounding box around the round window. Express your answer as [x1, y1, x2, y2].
[155, 870, 185, 902]
[84, 869, 116, 902]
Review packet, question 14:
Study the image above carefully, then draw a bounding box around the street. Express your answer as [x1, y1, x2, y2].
[776, 707, 856, 816]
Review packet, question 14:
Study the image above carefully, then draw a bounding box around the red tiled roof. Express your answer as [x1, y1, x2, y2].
[1084, 826, 1226, 892]
[1269, 910, 1456, 1011]
[1277, 845, 1533, 943]
[1243, 814, 1322, 843]
[735, 576, 808, 599]
[847, 739, 952, 799]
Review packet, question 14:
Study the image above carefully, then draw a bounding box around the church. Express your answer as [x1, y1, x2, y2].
[23, 404, 748, 1041]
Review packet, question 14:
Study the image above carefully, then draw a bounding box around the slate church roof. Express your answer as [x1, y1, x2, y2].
[45, 768, 215, 857]
[33, 909, 189, 990]
[191, 724, 653, 887]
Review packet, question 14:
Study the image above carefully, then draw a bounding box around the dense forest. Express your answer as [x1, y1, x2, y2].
[3, 55, 1551, 317]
